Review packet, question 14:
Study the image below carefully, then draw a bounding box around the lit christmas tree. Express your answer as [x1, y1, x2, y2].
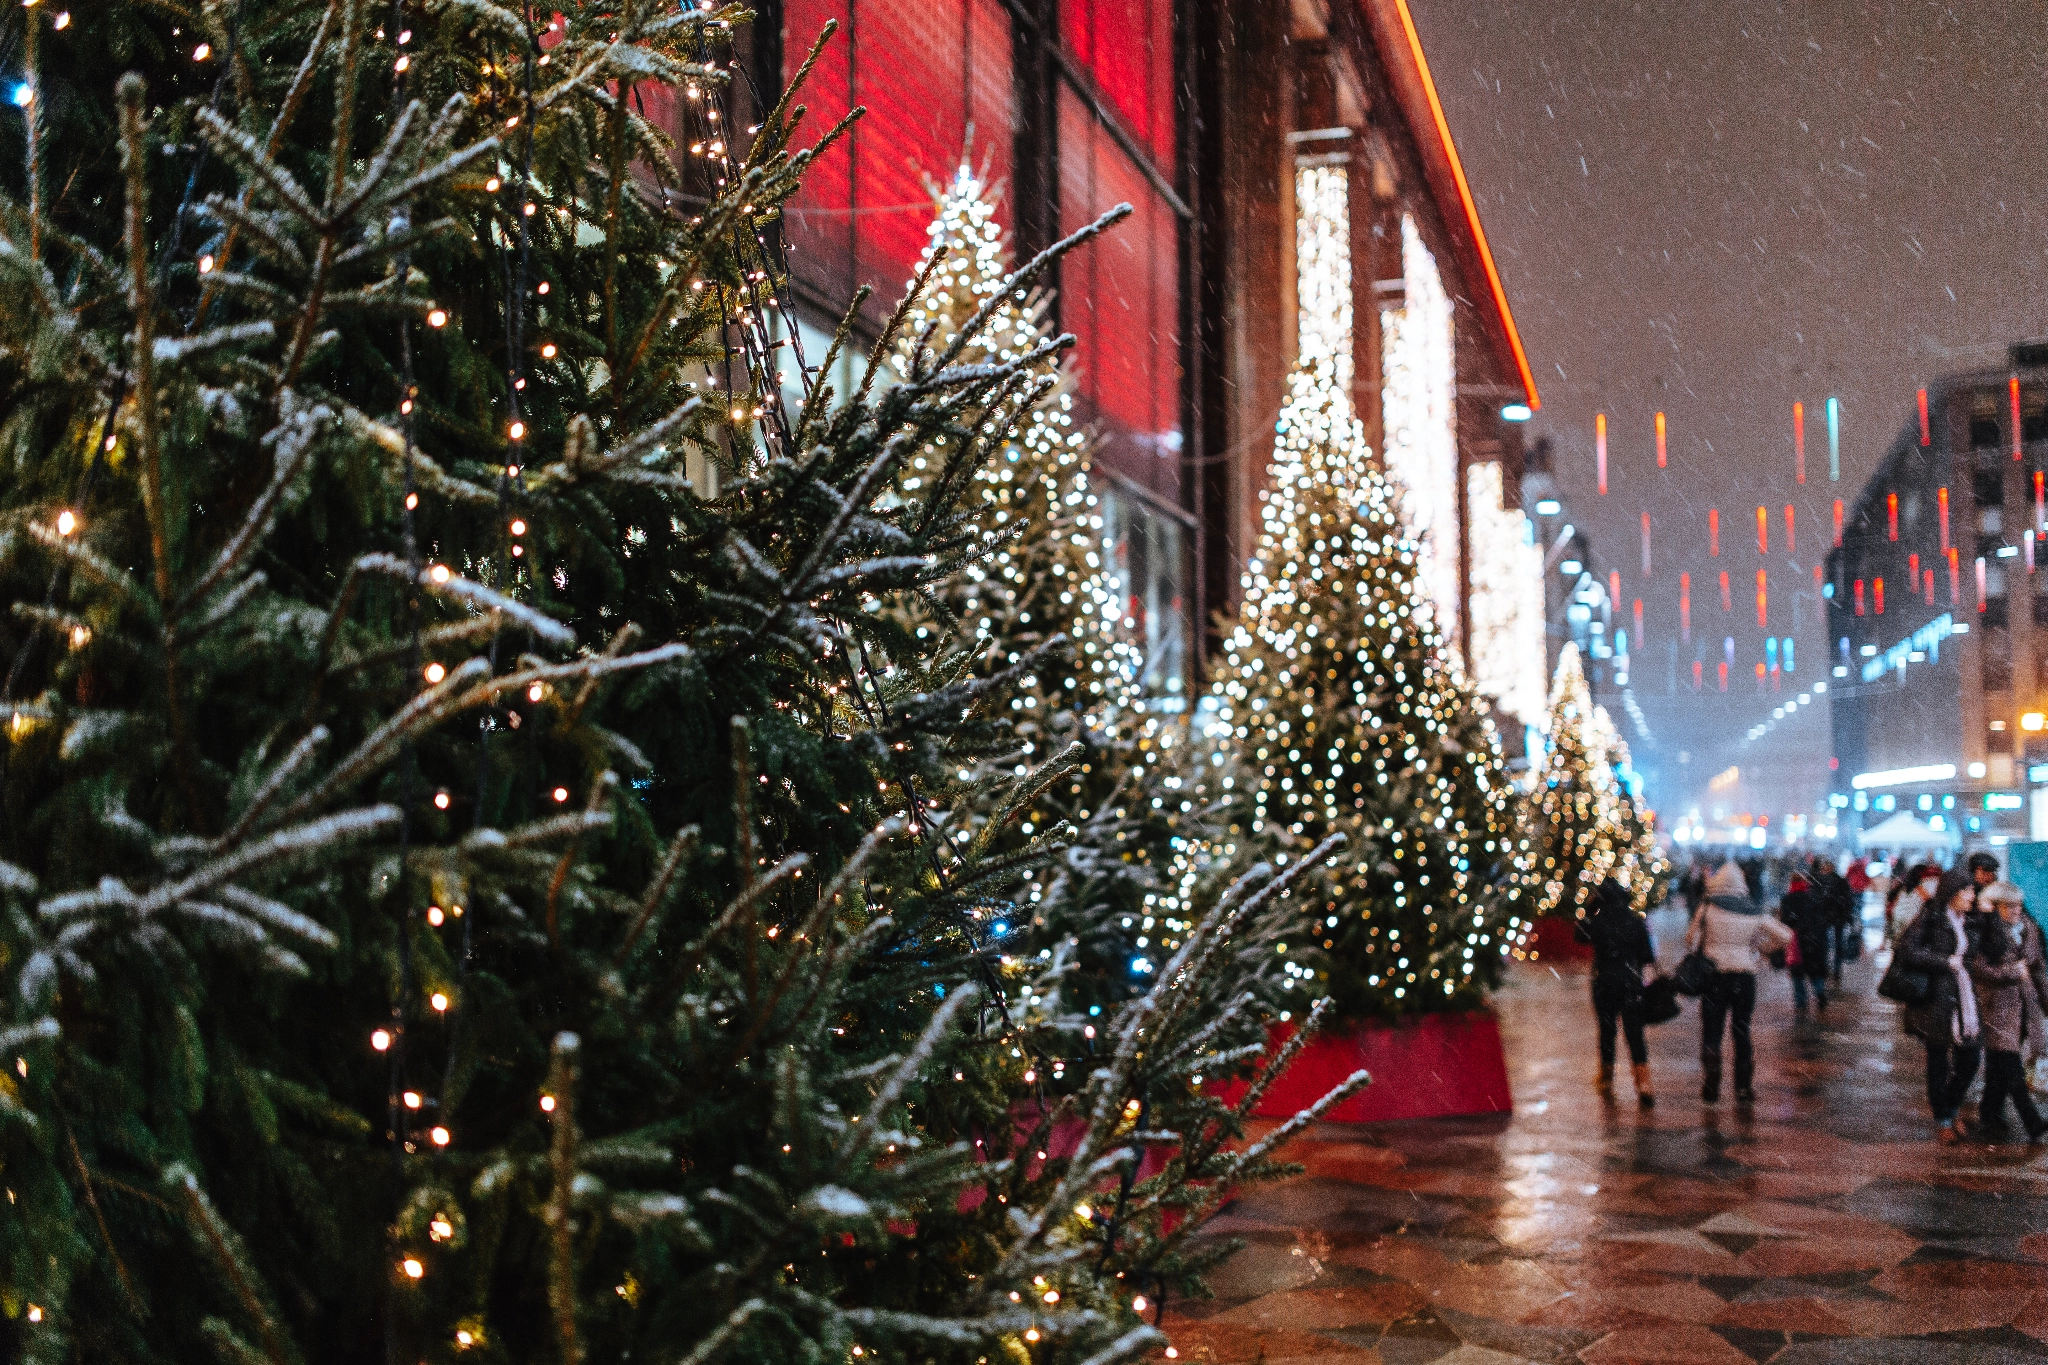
[0, 8, 1360, 1362]
[1199, 163, 1533, 1018]
[887, 162, 1220, 1010]
[1528, 645, 1669, 918]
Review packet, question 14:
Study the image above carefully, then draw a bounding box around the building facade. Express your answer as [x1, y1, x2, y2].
[1826, 344, 2048, 849]
[715, 0, 1543, 722]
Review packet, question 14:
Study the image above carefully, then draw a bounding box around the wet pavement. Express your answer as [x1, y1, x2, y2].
[1166, 906, 2048, 1364]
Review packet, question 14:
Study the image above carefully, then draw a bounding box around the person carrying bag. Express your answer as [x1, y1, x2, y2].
[1685, 862, 1794, 1104]
[1575, 876, 1659, 1109]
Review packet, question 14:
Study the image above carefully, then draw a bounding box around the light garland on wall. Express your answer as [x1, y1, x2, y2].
[1380, 215, 1461, 649]
[1465, 462, 1546, 727]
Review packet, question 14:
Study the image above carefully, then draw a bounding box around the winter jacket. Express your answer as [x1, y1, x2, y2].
[1686, 894, 1793, 975]
[1967, 914, 2043, 1054]
[1576, 879, 1654, 993]
[1815, 872, 1857, 931]
[1778, 887, 1832, 975]
[1897, 901, 1977, 1044]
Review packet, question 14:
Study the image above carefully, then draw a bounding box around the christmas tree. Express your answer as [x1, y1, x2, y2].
[0, 5, 1360, 1362]
[1200, 162, 1532, 1019]
[885, 163, 1220, 1016]
[1527, 645, 1668, 919]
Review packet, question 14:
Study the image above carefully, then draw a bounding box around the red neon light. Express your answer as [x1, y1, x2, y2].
[1874, 576, 1884, 615]
[1925, 568, 1935, 603]
[1978, 556, 1989, 610]
[1720, 571, 1732, 612]
[1908, 551, 1919, 584]
[1756, 505, 1769, 555]
[2036, 470, 2044, 532]
[1918, 388, 1930, 447]
[1718, 661, 1728, 692]
[1887, 491, 1898, 540]
[1709, 507, 1719, 556]
[1388, 0, 1539, 410]
[1756, 569, 1768, 627]
[1784, 504, 1796, 555]
[1641, 512, 1652, 577]
[1832, 499, 1844, 548]
[1938, 486, 1949, 553]
[1655, 411, 1667, 468]
[1853, 579, 1865, 615]
[1609, 570, 1622, 612]
[1680, 572, 1691, 641]
[1633, 597, 1644, 642]
[2013, 376, 2024, 460]
[1948, 546, 1961, 604]
[1596, 413, 1608, 494]
[1693, 659, 1703, 690]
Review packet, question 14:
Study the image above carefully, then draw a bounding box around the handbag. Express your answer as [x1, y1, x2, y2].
[1877, 955, 1932, 1005]
[1673, 948, 1716, 996]
[1783, 932, 1801, 969]
[1640, 974, 1682, 1025]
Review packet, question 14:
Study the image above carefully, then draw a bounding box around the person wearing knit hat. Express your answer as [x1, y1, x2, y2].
[1972, 881, 2048, 1143]
[1897, 866, 1986, 1143]
[1684, 861, 1793, 1103]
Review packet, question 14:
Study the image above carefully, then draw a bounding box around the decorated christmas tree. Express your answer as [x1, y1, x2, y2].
[1198, 162, 1533, 1020]
[0, 5, 1359, 1362]
[884, 164, 1223, 1014]
[1527, 645, 1668, 919]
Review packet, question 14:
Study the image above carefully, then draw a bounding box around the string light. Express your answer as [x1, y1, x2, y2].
[371, 1029, 391, 1051]
[54, 509, 74, 535]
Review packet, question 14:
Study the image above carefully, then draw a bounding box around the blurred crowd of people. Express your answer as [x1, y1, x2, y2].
[1582, 847, 2048, 1145]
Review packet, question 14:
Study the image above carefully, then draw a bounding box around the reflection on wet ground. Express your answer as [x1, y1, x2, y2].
[1168, 907, 2048, 1364]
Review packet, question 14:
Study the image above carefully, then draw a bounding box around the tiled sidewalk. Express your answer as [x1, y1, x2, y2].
[1164, 912, 2048, 1364]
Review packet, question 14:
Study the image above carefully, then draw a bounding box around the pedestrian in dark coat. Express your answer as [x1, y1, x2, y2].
[1966, 904, 2048, 1143]
[1811, 856, 1858, 981]
[1778, 874, 1832, 1012]
[1897, 867, 1985, 1143]
[1576, 876, 1657, 1109]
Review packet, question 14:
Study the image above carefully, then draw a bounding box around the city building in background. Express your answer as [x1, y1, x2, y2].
[1826, 342, 2048, 850]
[710, 0, 1540, 721]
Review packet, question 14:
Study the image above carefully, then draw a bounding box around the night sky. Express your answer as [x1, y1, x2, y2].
[1410, 0, 2048, 821]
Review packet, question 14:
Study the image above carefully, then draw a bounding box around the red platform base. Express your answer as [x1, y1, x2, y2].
[1222, 1010, 1512, 1124]
[1527, 915, 1592, 962]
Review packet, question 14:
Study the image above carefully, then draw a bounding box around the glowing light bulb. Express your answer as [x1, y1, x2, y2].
[510, 519, 527, 535]
[26, 1306, 41, 1323]
[427, 309, 447, 328]
[433, 791, 450, 810]
[430, 1126, 450, 1146]
[508, 421, 525, 440]
[424, 662, 446, 683]
[429, 564, 451, 583]
[198, 254, 215, 274]
[9, 85, 30, 108]
[426, 905, 445, 926]
[456, 1331, 473, 1347]
[528, 682, 544, 702]
[402, 1258, 424, 1280]
[539, 343, 556, 358]
[1132, 1296, 1148, 1312]
[540, 1094, 556, 1112]
[55, 509, 75, 535]
[371, 1029, 391, 1051]
[53, 11, 68, 26]
[403, 1091, 421, 1109]
[552, 787, 569, 803]
[430, 992, 448, 1011]
[537, 281, 549, 295]
[486, 176, 501, 191]
[192, 42, 210, 59]
[405, 492, 418, 510]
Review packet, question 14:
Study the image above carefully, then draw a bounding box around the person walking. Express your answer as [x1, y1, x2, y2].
[1897, 867, 1985, 1144]
[1779, 873, 1832, 1013]
[1888, 863, 1941, 946]
[1577, 875, 1658, 1109]
[1812, 856, 1858, 984]
[1965, 891, 2048, 1143]
[1687, 861, 1794, 1103]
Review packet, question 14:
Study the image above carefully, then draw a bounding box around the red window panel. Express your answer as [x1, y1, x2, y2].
[781, 0, 1013, 312]
[1058, 86, 1179, 497]
[1061, 0, 1175, 167]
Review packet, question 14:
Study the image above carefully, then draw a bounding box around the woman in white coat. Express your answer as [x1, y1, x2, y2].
[1686, 862, 1794, 1103]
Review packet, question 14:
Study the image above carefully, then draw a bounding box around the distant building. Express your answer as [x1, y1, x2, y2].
[1826, 343, 2048, 850]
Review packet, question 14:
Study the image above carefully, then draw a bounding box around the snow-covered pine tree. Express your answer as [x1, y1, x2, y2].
[1199, 162, 1531, 1020]
[0, 4, 1359, 1362]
